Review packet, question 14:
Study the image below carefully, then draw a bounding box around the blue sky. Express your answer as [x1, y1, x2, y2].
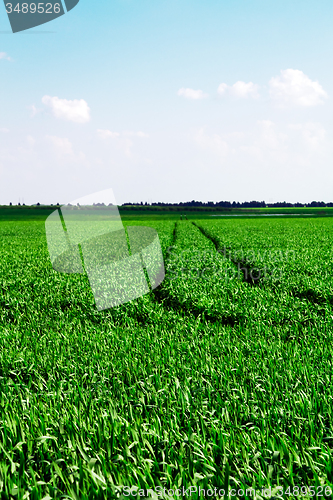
[1, 0, 333, 205]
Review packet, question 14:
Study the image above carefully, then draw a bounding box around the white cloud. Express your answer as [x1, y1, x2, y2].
[217, 83, 228, 95]
[46, 136, 86, 163]
[98, 130, 149, 139]
[28, 104, 39, 118]
[288, 122, 327, 150]
[26, 135, 36, 148]
[47, 135, 74, 156]
[16, 135, 37, 158]
[97, 130, 149, 142]
[97, 129, 148, 158]
[97, 129, 120, 139]
[0, 52, 11, 61]
[0, 128, 9, 133]
[269, 69, 328, 107]
[256, 120, 288, 150]
[194, 128, 229, 156]
[192, 119, 330, 169]
[124, 131, 149, 138]
[218, 81, 260, 98]
[231, 81, 260, 98]
[177, 88, 209, 100]
[42, 96, 91, 123]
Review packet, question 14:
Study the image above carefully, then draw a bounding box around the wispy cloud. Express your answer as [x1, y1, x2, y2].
[287, 122, 327, 150]
[96, 129, 149, 157]
[47, 135, 74, 156]
[28, 104, 39, 118]
[177, 88, 209, 100]
[193, 119, 329, 166]
[46, 135, 86, 162]
[194, 128, 229, 157]
[42, 96, 91, 123]
[124, 131, 149, 138]
[218, 81, 260, 99]
[97, 130, 120, 139]
[0, 52, 11, 61]
[179, 71, 327, 106]
[269, 69, 328, 107]
[97, 129, 149, 139]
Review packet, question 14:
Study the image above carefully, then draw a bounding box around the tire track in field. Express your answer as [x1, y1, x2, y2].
[290, 288, 333, 311]
[192, 222, 263, 287]
[152, 222, 241, 327]
[153, 285, 240, 326]
[193, 223, 333, 316]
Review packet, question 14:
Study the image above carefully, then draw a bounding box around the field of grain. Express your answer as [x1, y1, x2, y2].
[0, 217, 333, 499]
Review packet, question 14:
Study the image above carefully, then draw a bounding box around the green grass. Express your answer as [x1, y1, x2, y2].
[0, 216, 333, 499]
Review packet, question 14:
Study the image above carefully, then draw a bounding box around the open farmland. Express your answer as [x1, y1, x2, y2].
[0, 215, 333, 499]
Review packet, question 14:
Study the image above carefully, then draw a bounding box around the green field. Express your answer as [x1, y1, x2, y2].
[1, 212, 333, 499]
[1, 205, 333, 222]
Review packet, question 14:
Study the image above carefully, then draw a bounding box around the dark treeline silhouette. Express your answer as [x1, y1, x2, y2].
[4, 200, 333, 209]
[122, 200, 333, 208]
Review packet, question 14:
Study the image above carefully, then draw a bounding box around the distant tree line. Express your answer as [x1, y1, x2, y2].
[121, 200, 333, 208]
[4, 200, 333, 209]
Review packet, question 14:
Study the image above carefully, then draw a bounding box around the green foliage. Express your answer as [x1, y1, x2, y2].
[0, 218, 333, 498]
